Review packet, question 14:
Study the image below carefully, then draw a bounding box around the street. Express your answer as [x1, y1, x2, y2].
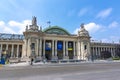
[0, 62, 120, 80]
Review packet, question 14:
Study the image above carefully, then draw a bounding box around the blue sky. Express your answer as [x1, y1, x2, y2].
[0, 0, 120, 43]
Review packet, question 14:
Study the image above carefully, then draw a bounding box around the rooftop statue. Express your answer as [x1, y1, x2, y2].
[32, 16, 37, 25]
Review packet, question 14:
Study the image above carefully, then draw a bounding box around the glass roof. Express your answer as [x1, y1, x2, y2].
[0, 33, 24, 40]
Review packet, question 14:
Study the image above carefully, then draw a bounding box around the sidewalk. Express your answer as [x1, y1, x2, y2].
[1, 60, 120, 69]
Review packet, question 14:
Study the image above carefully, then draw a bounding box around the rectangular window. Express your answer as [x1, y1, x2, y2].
[84, 45, 87, 50]
[31, 43, 35, 50]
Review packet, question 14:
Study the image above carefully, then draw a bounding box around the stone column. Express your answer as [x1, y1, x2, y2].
[63, 41, 65, 59]
[39, 39, 42, 59]
[65, 41, 68, 59]
[55, 40, 57, 59]
[73, 41, 77, 59]
[26, 39, 28, 57]
[0, 44, 3, 58]
[94, 47, 96, 59]
[36, 39, 39, 56]
[99, 47, 102, 59]
[113, 48, 115, 57]
[11, 44, 14, 58]
[27, 38, 31, 57]
[95, 47, 98, 59]
[16, 44, 19, 58]
[92, 47, 94, 59]
[43, 39, 46, 59]
[52, 40, 55, 59]
[1, 44, 3, 51]
[77, 41, 80, 60]
[98, 47, 100, 59]
[110, 48, 113, 57]
[6, 44, 8, 50]
[73, 41, 76, 57]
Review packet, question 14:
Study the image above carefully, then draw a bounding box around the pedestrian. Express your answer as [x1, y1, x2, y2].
[30, 58, 34, 65]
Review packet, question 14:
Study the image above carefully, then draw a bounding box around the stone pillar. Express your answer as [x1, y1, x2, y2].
[11, 44, 14, 58]
[92, 47, 94, 59]
[36, 39, 39, 56]
[43, 39, 46, 59]
[52, 40, 55, 59]
[95, 47, 98, 59]
[6, 44, 8, 50]
[63, 41, 65, 59]
[94, 47, 96, 59]
[55, 40, 57, 59]
[27, 38, 31, 57]
[73, 41, 76, 59]
[65, 41, 69, 59]
[16, 44, 19, 58]
[39, 39, 42, 59]
[0, 44, 3, 58]
[110, 48, 113, 57]
[77, 41, 80, 60]
[98, 47, 100, 59]
[99, 47, 102, 59]
[26, 39, 28, 57]
[1, 44, 3, 51]
[113, 48, 115, 57]
[55, 40, 57, 56]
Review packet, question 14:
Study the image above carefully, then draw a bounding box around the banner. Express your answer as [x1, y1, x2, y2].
[45, 42, 52, 51]
[57, 41, 63, 50]
[68, 42, 73, 51]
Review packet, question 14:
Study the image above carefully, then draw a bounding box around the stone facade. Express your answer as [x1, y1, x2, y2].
[0, 17, 120, 62]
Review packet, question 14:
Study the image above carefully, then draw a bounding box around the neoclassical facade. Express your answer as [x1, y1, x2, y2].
[0, 17, 120, 62]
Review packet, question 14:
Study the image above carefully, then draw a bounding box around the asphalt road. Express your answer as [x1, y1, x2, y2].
[0, 62, 120, 80]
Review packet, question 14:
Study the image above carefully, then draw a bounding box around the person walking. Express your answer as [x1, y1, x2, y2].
[30, 58, 34, 65]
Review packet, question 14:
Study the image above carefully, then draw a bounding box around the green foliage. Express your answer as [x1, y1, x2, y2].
[112, 57, 120, 60]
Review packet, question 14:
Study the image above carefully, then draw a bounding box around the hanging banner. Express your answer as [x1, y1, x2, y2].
[45, 42, 52, 51]
[57, 41, 63, 50]
[68, 42, 73, 51]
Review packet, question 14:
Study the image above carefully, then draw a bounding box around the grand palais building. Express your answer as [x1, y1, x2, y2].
[0, 17, 120, 62]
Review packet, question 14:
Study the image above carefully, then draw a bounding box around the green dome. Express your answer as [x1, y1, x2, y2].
[43, 26, 70, 35]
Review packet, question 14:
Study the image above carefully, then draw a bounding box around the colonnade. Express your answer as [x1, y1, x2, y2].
[25, 38, 77, 60]
[91, 46, 120, 59]
[0, 44, 22, 58]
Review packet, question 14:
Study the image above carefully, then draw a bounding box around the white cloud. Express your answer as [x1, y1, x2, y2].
[0, 20, 31, 34]
[8, 20, 31, 33]
[96, 8, 112, 19]
[73, 28, 79, 34]
[100, 36, 120, 43]
[0, 21, 16, 33]
[84, 22, 101, 33]
[0, 21, 5, 26]
[108, 21, 119, 28]
[73, 22, 101, 34]
[78, 8, 88, 17]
